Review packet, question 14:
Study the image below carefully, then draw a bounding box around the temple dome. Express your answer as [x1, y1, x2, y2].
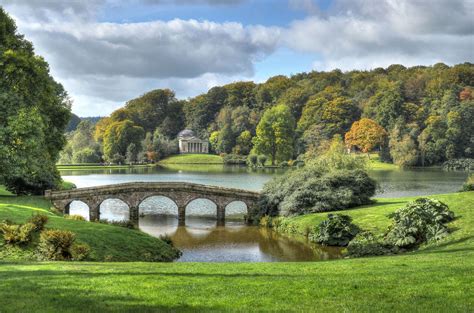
[178, 129, 196, 139]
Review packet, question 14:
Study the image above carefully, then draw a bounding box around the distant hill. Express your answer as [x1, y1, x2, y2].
[66, 114, 102, 132]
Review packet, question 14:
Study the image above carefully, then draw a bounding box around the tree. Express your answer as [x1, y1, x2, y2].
[110, 89, 184, 137]
[93, 117, 112, 143]
[307, 136, 368, 172]
[345, 118, 387, 156]
[152, 129, 178, 159]
[252, 104, 295, 165]
[233, 130, 252, 155]
[103, 120, 144, 162]
[209, 131, 220, 153]
[389, 125, 418, 167]
[73, 148, 101, 164]
[298, 88, 360, 143]
[126, 143, 139, 164]
[218, 124, 235, 154]
[364, 82, 404, 129]
[0, 8, 71, 194]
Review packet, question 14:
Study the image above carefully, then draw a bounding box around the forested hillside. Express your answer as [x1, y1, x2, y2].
[61, 63, 474, 167]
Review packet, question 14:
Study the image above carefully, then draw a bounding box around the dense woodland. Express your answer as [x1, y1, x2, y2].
[63, 63, 474, 167]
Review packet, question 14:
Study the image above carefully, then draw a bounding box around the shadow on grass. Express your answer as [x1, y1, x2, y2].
[420, 235, 474, 253]
[0, 267, 279, 312]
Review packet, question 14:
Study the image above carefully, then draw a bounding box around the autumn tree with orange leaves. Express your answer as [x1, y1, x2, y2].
[345, 118, 387, 157]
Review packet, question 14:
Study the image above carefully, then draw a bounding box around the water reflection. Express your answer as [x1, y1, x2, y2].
[140, 214, 342, 262]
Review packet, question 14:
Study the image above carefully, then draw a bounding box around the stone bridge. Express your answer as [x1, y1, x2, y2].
[45, 182, 261, 226]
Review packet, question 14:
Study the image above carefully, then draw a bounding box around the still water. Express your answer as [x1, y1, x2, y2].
[63, 164, 468, 262]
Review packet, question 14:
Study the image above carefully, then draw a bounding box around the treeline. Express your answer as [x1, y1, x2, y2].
[63, 63, 474, 167]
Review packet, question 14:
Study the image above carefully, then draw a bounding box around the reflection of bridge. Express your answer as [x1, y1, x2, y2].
[45, 182, 261, 225]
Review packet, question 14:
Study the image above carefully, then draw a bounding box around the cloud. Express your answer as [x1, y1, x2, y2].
[22, 19, 279, 79]
[2, 0, 106, 21]
[141, 0, 246, 5]
[284, 0, 474, 71]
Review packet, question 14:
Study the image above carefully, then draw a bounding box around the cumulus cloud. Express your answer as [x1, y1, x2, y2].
[141, 0, 245, 5]
[23, 19, 279, 79]
[284, 0, 474, 71]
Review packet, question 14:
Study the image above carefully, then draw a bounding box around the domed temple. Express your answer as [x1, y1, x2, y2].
[177, 129, 209, 154]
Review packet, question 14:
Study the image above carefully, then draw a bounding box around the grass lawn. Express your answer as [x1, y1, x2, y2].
[0, 196, 179, 262]
[159, 154, 224, 164]
[365, 153, 399, 170]
[0, 192, 473, 312]
[0, 185, 13, 196]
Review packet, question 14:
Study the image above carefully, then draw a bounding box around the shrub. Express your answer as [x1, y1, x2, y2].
[70, 243, 91, 261]
[247, 154, 258, 167]
[309, 214, 360, 246]
[259, 167, 376, 217]
[0, 223, 36, 245]
[38, 229, 76, 260]
[461, 174, 474, 192]
[72, 148, 101, 164]
[223, 154, 247, 165]
[99, 219, 136, 229]
[159, 234, 174, 246]
[64, 214, 86, 221]
[385, 198, 454, 248]
[442, 158, 474, 171]
[27, 213, 49, 231]
[259, 215, 273, 227]
[258, 155, 268, 167]
[347, 231, 392, 257]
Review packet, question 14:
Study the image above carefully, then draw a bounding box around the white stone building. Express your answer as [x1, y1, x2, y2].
[177, 129, 209, 154]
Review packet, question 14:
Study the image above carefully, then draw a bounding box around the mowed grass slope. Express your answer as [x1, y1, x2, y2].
[159, 154, 223, 164]
[276, 192, 474, 242]
[0, 192, 472, 312]
[0, 196, 179, 262]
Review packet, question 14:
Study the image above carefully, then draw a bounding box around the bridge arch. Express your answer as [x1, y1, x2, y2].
[225, 200, 249, 221]
[139, 195, 179, 216]
[99, 198, 129, 222]
[67, 200, 90, 221]
[185, 198, 218, 219]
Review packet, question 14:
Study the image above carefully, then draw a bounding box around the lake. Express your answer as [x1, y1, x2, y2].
[62, 164, 468, 262]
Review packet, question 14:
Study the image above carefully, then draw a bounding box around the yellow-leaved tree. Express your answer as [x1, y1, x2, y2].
[345, 118, 387, 157]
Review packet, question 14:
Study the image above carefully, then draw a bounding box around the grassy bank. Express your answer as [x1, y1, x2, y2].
[367, 154, 399, 170]
[159, 154, 223, 164]
[0, 192, 473, 312]
[0, 196, 179, 262]
[57, 164, 154, 171]
[268, 192, 474, 244]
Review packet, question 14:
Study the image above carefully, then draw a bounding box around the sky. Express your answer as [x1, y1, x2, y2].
[1, 0, 473, 117]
